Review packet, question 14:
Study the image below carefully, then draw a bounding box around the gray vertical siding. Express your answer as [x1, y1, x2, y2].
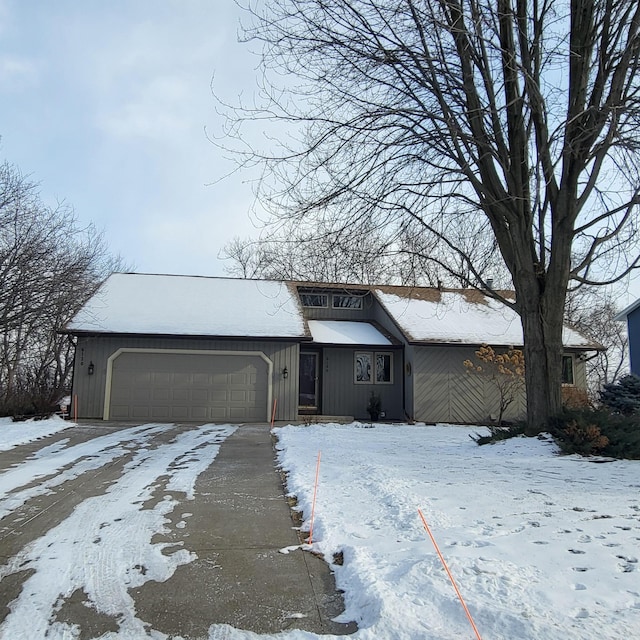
[320, 347, 403, 420]
[72, 336, 300, 421]
[413, 345, 527, 424]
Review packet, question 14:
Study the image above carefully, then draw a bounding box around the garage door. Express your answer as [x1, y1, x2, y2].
[108, 351, 270, 422]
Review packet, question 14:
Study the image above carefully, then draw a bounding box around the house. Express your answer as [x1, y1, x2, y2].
[62, 273, 597, 424]
[615, 298, 640, 376]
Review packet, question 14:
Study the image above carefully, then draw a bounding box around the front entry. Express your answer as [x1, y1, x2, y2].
[299, 351, 320, 413]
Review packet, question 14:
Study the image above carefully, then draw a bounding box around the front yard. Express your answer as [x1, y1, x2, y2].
[276, 423, 640, 640]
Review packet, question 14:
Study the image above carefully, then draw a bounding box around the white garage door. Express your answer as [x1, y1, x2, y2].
[108, 351, 270, 422]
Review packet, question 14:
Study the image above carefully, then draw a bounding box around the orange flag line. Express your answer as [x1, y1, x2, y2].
[308, 451, 322, 545]
[418, 508, 483, 640]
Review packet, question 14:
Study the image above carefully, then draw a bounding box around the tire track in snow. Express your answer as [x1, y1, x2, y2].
[0, 423, 170, 524]
[0, 424, 235, 640]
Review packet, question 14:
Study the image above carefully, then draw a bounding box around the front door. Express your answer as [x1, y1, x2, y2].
[299, 351, 320, 412]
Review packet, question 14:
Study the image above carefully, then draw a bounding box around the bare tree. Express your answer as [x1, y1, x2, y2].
[222, 0, 640, 431]
[565, 286, 629, 397]
[0, 161, 123, 415]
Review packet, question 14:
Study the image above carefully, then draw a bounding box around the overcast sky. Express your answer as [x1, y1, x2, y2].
[0, 0, 266, 276]
[1, 1, 639, 306]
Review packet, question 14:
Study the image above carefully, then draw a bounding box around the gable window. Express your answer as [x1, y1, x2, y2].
[332, 294, 363, 309]
[300, 293, 328, 307]
[355, 352, 393, 384]
[562, 355, 574, 385]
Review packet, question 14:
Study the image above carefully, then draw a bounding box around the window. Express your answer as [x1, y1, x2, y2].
[355, 352, 393, 384]
[376, 353, 392, 383]
[562, 355, 574, 385]
[300, 293, 328, 307]
[355, 353, 372, 382]
[332, 294, 363, 309]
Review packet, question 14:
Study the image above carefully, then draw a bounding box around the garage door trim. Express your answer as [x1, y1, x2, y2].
[103, 348, 274, 421]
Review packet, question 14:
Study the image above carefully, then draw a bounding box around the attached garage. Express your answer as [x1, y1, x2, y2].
[105, 349, 272, 422]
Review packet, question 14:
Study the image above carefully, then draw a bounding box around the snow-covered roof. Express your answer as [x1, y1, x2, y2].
[65, 273, 308, 339]
[375, 289, 594, 348]
[308, 320, 392, 346]
[65, 274, 595, 349]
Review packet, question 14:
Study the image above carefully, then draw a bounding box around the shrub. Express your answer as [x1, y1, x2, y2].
[471, 422, 527, 445]
[600, 374, 640, 415]
[561, 386, 593, 410]
[546, 408, 640, 459]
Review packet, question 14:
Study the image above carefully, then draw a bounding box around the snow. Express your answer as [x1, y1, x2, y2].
[0, 423, 236, 639]
[375, 290, 593, 347]
[0, 416, 72, 451]
[65, 273, 308, 338]
[272, 423, 640, 640]
[2, 420, 638, 639]
[308, 320, 392, 345]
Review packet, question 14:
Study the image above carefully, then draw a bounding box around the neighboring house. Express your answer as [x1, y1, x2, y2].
[615, 298, 640, 376]
[62, 273, 597, 424]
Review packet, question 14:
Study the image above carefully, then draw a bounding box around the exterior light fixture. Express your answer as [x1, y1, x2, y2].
[282, 366, 288, 379]
[88, 361, 95, 375]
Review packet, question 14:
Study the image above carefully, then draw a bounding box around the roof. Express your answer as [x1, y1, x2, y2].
[65, 273, 596, 349]
[308, 320, 392, 346]
[614, 298, 640, 321]
[374, 288, 595, 349]
[65, 273, 308, 339]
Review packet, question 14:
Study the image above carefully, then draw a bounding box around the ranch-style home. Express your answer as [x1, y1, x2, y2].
[63, 273, 597, 424]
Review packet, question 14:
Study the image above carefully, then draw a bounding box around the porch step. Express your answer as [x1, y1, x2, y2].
[296, 415, 354, 424]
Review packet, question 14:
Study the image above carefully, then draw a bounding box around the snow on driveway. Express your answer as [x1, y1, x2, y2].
[274, 423, 640, 640]
[0, 422, 236, 639]
[1, 420, 638, 639]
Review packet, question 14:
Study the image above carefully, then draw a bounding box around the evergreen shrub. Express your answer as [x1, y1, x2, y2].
[600, 374, 640, 415]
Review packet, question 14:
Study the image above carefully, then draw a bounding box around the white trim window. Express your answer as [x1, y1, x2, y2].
[355, 351, 393, 384]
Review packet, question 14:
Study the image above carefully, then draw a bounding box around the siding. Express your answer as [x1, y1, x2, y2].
[72, 336, 299, 421]
[320, 347, 403, 420]
[413, 345, 526, 424]
[628, 307, 640, 376]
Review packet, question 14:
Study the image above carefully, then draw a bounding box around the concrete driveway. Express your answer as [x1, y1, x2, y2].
[0, 421, 356, 639]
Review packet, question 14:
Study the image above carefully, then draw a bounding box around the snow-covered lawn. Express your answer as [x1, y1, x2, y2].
[0, 415, 72, 451]
[273, 423, 640, 640]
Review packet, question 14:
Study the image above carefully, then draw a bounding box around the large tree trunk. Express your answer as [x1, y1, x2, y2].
[517, 274, 567, 434]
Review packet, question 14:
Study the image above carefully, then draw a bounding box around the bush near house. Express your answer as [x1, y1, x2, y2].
[476, 374, 640, 458]
[546, 408, 640, 459]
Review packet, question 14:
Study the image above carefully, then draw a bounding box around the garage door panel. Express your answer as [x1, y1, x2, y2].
[170, 406, 189, 420]
[192, 373, 209, 385]
[131, 406, 150, 419]
[171, 389, 189, 402]
[152, 388, 171, 402]
[151, 406, 171, 419]
[191, 389, 208, 403]
[109, 351, 269, 422]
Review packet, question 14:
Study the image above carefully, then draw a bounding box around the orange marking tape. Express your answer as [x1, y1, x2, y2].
[418, 508, 482, 640]
[308, 451, 322, 545]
